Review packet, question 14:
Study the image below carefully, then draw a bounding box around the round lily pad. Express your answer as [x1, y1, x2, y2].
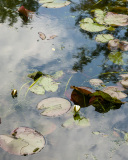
[0, 127, 45, 156]
[37, 97, 71, 117]
[30, 85, 45, 95]
[80, 18, 107, 32]
[108, 51, 124, 65]
[95, 34, 114, 43]
[89, 79, 103, 86]
[120, 79, 128, 88]
[93, 9, 106, 25]
[39, 0, 71, 8]
[104, 12, 128, 26]
[102, 86, 127, 99]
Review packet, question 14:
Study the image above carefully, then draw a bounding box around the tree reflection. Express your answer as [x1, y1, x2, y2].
[0, 0, 39, 25]
[71, 0, 128, 83]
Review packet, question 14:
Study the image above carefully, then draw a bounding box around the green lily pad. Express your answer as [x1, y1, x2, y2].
[62, 116, 90, 128]
[93, 9, 106, 24]
[39, 0, 71, 8]
[80, 18, 107, 32]
[104, 12, 128, 26]
[108, 51, 124, 65]
[30, 76, 59, 95]
[95, 34, 114, 43]
[52, 70, 64, 80]
[0, 127, 45, 156]
[30, 85, 45, 95]
[37, 97, 71, 117]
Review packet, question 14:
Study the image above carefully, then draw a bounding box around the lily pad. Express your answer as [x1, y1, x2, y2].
[102, 86, 127, 99]
[95, 34, 114, 43]
[38, 32, 46, 40]
[119, 41, 128, 51]
[120, 79, 128, 88]
[0, 127, 45, 156]
[37, 97, 71, 117]
[39, 0, 71, 8]
[104, 12, 128, 26]
[52, 70, 64, 80]
[108, 39, 120, 50]
[80, 18, 107, 32]
[108, 51, 124, 65]
[89, 79, 103, 86]
[93, 9, 106, 24]
[30, 76, 59, 95]
[120, 74, 128, 80]
[30, 85, 45, 95]
[28, 71, 43, 81]
[62, 116, 90, 128]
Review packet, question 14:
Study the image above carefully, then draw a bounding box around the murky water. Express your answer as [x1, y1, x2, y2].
[0, 0, 128, 160]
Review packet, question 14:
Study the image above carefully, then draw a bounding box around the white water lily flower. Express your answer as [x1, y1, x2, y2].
[73, 105, 80, 112]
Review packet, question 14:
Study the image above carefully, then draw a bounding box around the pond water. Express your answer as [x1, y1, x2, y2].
[0, 0, 128, 159]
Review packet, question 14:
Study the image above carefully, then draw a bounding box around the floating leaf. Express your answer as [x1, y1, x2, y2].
[52, 70, 64, 80]
[30, 85, 45, 95]
[0, 127, 45, 156]
[28, 71, 43, 81]
[120, 74, 128, 80]
[70, 86, 95, 95]
[120, 79, 128, 88]
[102, 86, 127, 99]
[108, 39, 120, 50]
[80, 18, 107, 32]
[119, 41, 128, 51]
[108, 51, 124, 65]
[89, 79, 104, 86]
[37, 76, 59, 92]
[93, 9, 106, 24]
[95, 34, 114, 43]
[104, 12, 128, 26]
[62, 116, 90, 128]
[18, 6, 33, 18]
[37, 97, 71, 117]
[39, 0, 71, 8]
[38, 32, 46, 40]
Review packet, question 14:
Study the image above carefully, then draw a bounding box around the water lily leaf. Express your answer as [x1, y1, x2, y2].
[89, 79, 103, 86]
[93, 9, 106, 24]
[37, 76, 59, 92]
[95, 34, 114, 43]
[30, 85, 45, 95]
[108, 51, 124, 65]
[102, 86, 127, 99]
[120, 79, 128, 88]
[90, 90, 123, 104]
[52, 70, 64, 80]
[120, 74, 128, 80]
[18, 6, 33, 18]
[104, 12, 128, 26]
[0, 127, 45, 156]
[28, 71, 43, 81]
[70, 86, 95, 96]
[80, 18, 107, 32]
[119, 41, 128, 51]
[39, 0, 71, 8]
[38, 32, 46, 40]
[62, 116, 90, 128]
[37, 97, 71, 117]
[108, 39, 120, 50]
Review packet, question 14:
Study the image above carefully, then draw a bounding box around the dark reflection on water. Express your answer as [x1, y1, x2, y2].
[0, 0, 128, 159]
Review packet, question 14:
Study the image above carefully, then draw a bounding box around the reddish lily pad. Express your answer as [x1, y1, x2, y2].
[70, 86, 95, 95]
[104, 12, 128, 26]
[18, 6, 33, 19]
[120, 74, 128, 80]
[0, 127, 45, 156]
[37, 97, 71, 117]
[119, 41, 128, 51]
[108, 39, 120, 50]
[102, 86, 127, 99]
[120, 79, 128, 88]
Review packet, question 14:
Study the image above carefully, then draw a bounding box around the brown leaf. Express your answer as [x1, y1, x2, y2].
[47, 35, 57, 40]
[119, 41, 128, 51]
[38, 32, 46, 40]
[108, 39, 120, 50]
[18, 6, 33, 18]
[70, 86, 95, 96]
